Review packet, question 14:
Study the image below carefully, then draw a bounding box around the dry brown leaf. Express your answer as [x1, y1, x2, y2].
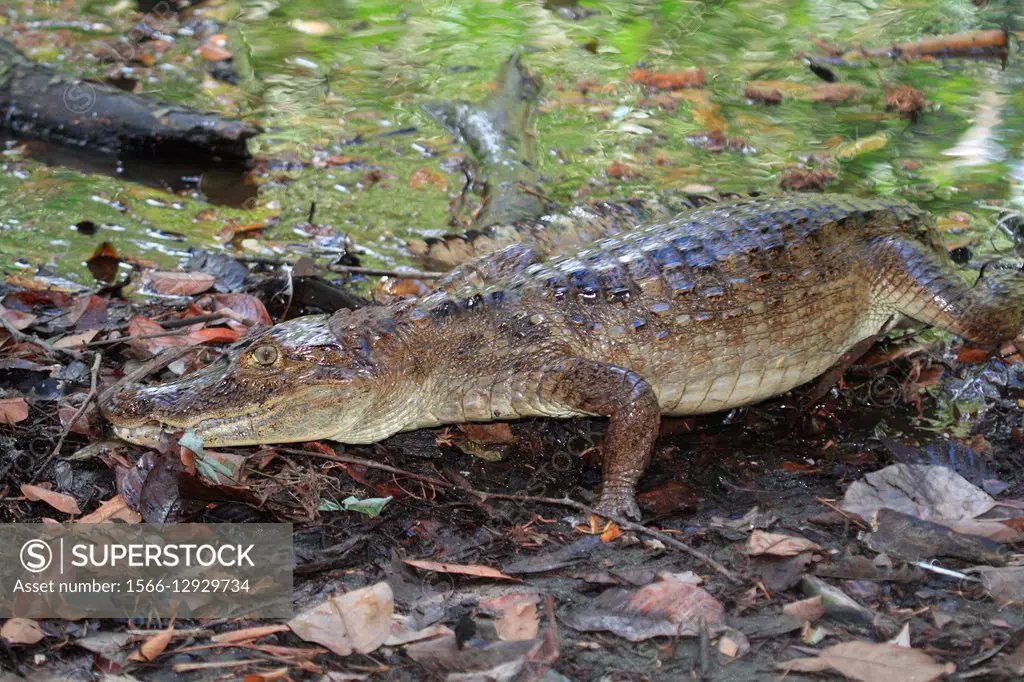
[53, 329, 99, 350]
[403, 559, 519, 581]
[77, 495, 142, 524]
[409, 167, 447, 191]
[288, 582, 393, 656]
[21, 484, 80, 515]
[130, 624, 174, 662]
[973, 566, 1024, 605]
[199, 43, 232, 61]
[607, 161, 637, 179]
[203, 293, 273, 327]
[0, 397, 29, 425]
[629, 67, 704, 90]
[746, 530, 820, 557]
[842, 463, 994, 522]
[139, 271, 216, 296]
[0, 303, 38, 331]
[126, 315, 195, 354]
[1, 618, 45, 645]
[778, 641, 955, 682]
[481, 592, 542, 641]
[563, 577, 727, 641]
[458, 423, 515, 445]
[782, 596, 825, 623]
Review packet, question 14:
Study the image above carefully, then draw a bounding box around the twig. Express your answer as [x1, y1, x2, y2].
[471, 491, 743, 584]
[85, 328, 193, 348]
[34, 352, 102, 480]
[814, 496, 868, 530]
[97, 345, 194, 407]
[280, 448, 742, 583]
[0, 314, 85, 361]
[275, 447, 454, 489]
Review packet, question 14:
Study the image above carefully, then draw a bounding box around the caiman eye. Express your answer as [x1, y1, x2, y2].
[252, 345, 279, 366]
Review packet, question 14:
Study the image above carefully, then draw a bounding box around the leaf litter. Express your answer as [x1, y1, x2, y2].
[1, 2, 1024, 681]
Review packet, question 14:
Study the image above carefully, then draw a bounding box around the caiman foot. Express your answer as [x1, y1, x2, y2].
[595, 484, 642, 521]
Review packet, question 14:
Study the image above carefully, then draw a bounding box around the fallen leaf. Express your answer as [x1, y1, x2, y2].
[481, 593, 541, 641]
[629, 67, 704, 90]
[53, 329, 99, 350]
[746, 531, 821, 557]
[21, 484, 80, 515]
[86, 241, 122, 282]
[384, 617, 453, 647]
[972, 566, 1024, 605]
[77, 495, 142, 524]
[403, 559, 519, 582]
[291, 19, 334, 35]
[201, 293, 272, 327]
[889, 622, 912, 647]
[139, 271, 216, 296]
[185, 327, 242, 344]
[832, 132, 890, 160]
[409, 167, 447, 191]
[288, 582, 393, 656]
[58, 403, 92, 436]
[778, 640, 954, 682]
[562, 576, 726, 641]
[942, 518, 1023, 543]
[129, 624, 174, 662]
[127, 316, 195, 354]
[1, 618, 44, 645]
[458, 423, 515, 445]
[637, 480, 698, 516]
[607, 161, 637, 179]
[744, 84, 783, 104]
[841, 463, 994, 522]
[194, 450, 247, 485]
[718, 629, 749, 659]
[0, 397, 29, 424]
[199, 43, 232, 61]
[0, 303, 37, 331]
[782, 596, 825, 623]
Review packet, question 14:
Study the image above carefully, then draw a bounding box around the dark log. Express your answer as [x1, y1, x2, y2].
[0, 38, 260, 159]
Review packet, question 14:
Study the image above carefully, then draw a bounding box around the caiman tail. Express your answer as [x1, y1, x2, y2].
[420, 54, 545, 231]
[414, 58, 755, 269]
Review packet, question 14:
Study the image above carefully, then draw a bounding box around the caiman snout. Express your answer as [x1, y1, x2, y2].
[100, 357, 237, 446]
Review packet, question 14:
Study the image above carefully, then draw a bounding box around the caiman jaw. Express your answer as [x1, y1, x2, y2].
[110, 421, 166, 447]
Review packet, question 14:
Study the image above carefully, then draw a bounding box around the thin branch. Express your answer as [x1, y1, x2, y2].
[85, 328, 195, 348]
[280, 446, 741, 584]
[473, 491, 744, 585]
[0, 314, 85, 361]
[97, 345, 195, 407]
[34, 352, 102, 480]
[275, 447, 455, 489]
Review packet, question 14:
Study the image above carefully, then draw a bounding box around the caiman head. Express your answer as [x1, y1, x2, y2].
[101, 311, 412, 448]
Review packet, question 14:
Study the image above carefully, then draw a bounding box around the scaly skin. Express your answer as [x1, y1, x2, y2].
[102, 194, 1024, 519]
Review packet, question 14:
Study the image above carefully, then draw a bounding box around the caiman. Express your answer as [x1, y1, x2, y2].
[102, 193, 1024, 519]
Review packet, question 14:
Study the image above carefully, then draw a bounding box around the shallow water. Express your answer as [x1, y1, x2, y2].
[0, 0, 1020, 284]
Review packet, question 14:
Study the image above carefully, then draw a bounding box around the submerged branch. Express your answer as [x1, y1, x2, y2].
[0, 38, 260, 158]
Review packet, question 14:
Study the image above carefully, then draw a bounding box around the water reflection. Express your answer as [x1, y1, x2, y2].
[0, 135, 258, 208]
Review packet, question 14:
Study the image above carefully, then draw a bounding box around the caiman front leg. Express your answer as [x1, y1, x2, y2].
[535, 358, 660, 520]
[870, 235, 1024, 345]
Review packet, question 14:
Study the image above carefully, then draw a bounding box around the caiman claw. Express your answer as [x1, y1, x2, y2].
[595, 484, 642, 521]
